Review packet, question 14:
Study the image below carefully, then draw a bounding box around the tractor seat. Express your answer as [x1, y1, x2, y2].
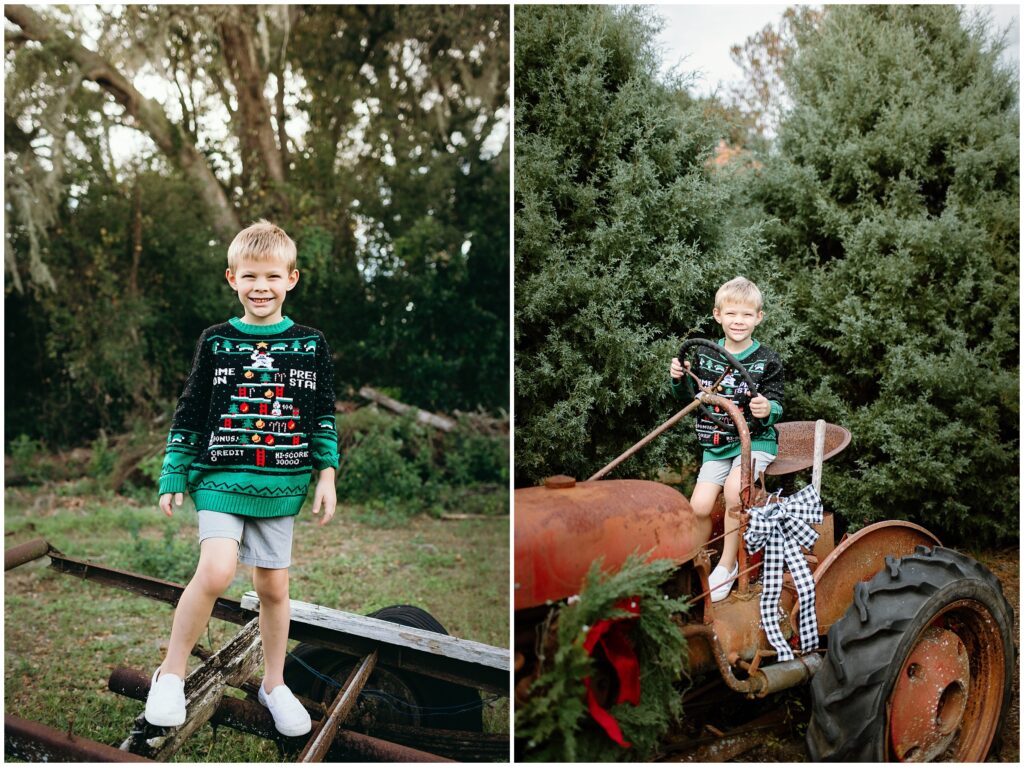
[763, 421, 851, 477]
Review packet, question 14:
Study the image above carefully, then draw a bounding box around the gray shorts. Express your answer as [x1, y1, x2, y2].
[696, 451, 776, 487]
[197, 510, 295, 569]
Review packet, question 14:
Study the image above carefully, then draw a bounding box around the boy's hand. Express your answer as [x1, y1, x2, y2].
[749, 394, 771, 419]
[312, 469, 337, 526]
[670, 358, 689, 380]
[159, 492, 184, 517]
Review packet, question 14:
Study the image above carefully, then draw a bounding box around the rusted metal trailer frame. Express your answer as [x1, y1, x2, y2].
[5, 539, 510, 762]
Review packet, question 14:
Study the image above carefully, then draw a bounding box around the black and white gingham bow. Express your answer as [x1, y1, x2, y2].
[743, 484, 823, 661]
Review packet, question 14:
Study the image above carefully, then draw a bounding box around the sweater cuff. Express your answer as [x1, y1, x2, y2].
[158, 473, 188, 495]
[311, 437, 339, 471]
[760, 400, 783, 428]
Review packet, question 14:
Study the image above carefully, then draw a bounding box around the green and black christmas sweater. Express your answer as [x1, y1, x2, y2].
[671, 339, 784, 462]
[158, 317, 340, 518]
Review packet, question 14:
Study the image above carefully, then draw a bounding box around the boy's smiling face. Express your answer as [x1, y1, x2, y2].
[713, 301, 763, 346]
[226, 256, 299, 325]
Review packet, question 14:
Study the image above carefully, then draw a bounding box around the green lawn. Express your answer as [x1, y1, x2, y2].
[4, 482, 510, 761]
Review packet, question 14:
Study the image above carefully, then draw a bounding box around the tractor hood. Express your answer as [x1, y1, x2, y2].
[514, 477, 708, 611]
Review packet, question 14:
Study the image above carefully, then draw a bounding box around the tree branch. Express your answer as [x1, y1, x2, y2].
[5, 4, 241, 242]
[218, 11, 286, 187]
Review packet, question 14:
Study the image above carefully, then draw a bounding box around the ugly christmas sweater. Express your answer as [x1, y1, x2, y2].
[158, 316, 340, 518]
[671, 339, 784, 463]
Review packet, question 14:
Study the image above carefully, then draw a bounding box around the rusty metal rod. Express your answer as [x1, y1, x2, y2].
[107, 667, 453, 762]
[299, 650, 378, 762]
[5, 714, 154, 762]
[588, 399, 702, 481]
[5, 537, 52, 571]
[699, 395, 752, 594]
[37, 548, 504, 694]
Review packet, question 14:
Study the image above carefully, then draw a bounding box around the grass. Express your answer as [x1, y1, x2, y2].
[4, 483, 509, 762]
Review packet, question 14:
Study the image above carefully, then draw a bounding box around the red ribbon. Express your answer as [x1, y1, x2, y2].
[581, 597, 642, 747]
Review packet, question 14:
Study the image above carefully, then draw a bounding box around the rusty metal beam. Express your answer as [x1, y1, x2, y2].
[366, 723, 511, 762]
[107, 666, 454, 762]
[5, 714, 153, 762]
[37, 547, 505, 693]
[5, 537, 52, 571]
[299, 651, 378, 762]
[330, 728, 455, 763]
[45, 549, 254, 623]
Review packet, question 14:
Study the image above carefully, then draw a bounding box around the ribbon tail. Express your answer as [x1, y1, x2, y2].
[602, 623, 641, 706]
[788, 546, 820, 654]
[583, 678, 632, 748]
[759, 535, 793, 661]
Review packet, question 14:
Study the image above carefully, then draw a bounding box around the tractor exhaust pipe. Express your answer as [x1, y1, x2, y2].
[684, 625, 822, 697]
[755, 652, 822, 696]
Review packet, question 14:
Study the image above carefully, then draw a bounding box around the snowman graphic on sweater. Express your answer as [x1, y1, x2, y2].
[250, 349, 275, 370]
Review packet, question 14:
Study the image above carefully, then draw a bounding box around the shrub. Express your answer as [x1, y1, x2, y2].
[9, 434, 51, 484]
[335, 408, 508, 523]
[750, 5, 1018, 543]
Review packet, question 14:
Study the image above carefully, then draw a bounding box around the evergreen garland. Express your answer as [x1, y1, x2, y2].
[516, 555, 690, 762]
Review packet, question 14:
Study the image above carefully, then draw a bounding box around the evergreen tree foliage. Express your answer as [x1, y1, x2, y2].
[514, 6, 760, 485]
[752, 5, 1018, 542]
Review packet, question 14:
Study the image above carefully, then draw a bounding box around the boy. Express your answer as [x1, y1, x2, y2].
[145, 220, 339, 736]
[669, 276, 783, 602]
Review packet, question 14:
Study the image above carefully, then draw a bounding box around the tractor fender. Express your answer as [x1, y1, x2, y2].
[795, 520, 941, 636]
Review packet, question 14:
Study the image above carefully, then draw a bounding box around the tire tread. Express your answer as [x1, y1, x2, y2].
[806, 546, 1013, 761]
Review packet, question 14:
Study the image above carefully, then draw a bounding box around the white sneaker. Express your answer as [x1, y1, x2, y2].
[144, 667, 186, 727]
[709, 562, 739, 603]
[259, 682, 312, 736]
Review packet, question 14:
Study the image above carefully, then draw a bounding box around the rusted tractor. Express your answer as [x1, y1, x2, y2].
[514, 339, 1014, 761]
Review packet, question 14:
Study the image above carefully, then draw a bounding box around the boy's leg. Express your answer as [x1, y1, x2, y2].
[252, 563, 310, 736]
[252, 566, 290, 692]
[161, 537, 239, 678]
[720, 452, 776, 571]
[689, 481, 723, 519]
[720, 467, 743, 571]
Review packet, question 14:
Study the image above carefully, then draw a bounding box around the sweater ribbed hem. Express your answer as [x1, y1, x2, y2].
[703, 435, 779, 463]
[191, 488, 305, 518]
[228, 316, 295, 334]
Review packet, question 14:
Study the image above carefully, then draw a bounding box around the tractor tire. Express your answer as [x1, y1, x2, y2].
[806, 546, 1014, 762]
[283, 604, 484, 732]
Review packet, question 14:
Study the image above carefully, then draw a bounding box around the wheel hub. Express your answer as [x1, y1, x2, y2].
[889, 626, 970, 761]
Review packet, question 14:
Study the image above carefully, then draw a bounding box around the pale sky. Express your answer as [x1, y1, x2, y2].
[654, 4, 1021, 99]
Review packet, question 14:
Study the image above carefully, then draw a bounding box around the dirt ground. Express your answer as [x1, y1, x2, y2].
[665, 546, 1020, 762]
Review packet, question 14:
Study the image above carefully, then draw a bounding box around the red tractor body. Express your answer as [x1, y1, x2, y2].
[515, 342, 1014, 761]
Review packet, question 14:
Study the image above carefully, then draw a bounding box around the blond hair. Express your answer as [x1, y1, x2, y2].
[715, 276, 763, 310]
[227, 220, 297, 272]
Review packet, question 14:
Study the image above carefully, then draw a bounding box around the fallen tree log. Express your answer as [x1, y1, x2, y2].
[440, 514, 509, 521]
[355, 387, 456, 432]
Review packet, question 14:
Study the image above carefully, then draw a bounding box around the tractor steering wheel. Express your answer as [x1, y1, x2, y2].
[677, 338, 759, 435]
